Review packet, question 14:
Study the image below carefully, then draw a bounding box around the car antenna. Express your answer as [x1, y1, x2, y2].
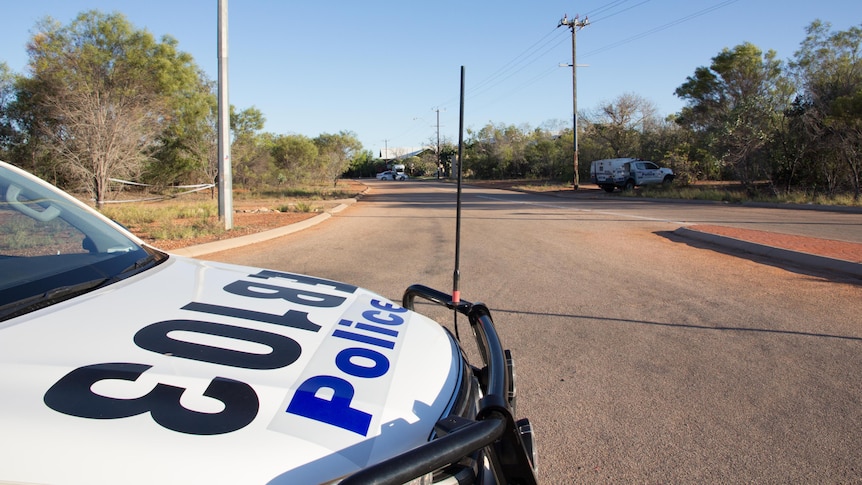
[452, 66, 466, 340]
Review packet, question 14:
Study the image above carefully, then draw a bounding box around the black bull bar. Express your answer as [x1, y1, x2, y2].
[340, 284, 538, 485]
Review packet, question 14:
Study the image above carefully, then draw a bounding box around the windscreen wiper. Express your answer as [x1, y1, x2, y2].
[117, 251, 167, 276]
[0, 278, 109, 322]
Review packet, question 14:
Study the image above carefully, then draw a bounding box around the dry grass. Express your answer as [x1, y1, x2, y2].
[95, 179, 366, 249]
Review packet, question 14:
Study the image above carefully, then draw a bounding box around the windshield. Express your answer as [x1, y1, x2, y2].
[0, 162, 165, 320]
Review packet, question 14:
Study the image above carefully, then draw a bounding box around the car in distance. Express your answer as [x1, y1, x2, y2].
[376, 170, 408, 181]
[590, 157, 674, 192]
[0, 160, 537, 484]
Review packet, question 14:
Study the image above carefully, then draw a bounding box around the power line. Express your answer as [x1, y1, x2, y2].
[469, 27, 561, 93]
[432, 0, 740, 131]
[582, 0, 740, 58]
[586, 0, 642, 19]
[436, 0, 654, 111]
[437, 27, 570, 109]
[586, 0, 652, 24]
[466, 33, 569, 101]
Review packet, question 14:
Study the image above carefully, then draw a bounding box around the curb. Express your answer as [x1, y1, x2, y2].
[674, 226, 862, 279]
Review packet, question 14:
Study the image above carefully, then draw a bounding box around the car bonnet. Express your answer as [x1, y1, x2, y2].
[0, 256, 462, 484]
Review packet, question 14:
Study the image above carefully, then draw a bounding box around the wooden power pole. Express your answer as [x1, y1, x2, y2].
[558, 14, 588, 189]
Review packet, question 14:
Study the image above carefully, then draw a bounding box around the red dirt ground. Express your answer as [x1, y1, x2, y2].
[688, 224, 862, 263]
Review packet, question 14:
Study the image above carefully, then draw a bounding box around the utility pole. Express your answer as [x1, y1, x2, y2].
[217, 0, 232, 228]
[558, 13, 588, 190]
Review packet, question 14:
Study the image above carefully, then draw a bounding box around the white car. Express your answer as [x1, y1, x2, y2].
[0, 160, 536, 484]
[376, 170, 408, 181]
[589, 157, 675, 192]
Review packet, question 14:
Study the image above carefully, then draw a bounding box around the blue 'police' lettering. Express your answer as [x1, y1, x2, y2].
[370, 299, 408, 313]
[286, 375, 372, 435]
[336, 347, 390, 378]
[361, 309, 405, 326]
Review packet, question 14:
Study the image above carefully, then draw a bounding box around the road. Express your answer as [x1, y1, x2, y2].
[205, 180, 862, 483]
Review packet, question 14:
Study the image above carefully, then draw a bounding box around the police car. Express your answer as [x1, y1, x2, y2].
[375, 170, 408, 181]
[0, 160, 537, 484]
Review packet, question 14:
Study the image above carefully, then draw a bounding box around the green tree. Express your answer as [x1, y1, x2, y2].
[0, 62, 18, 159]
[346, 149, 376, 178]
[270, 133, 318, 184]
[523, 126, 568, 180]
[23, 11, 207, 206]
[146, 74, 217, 187]
[313, 131, 362, 186]
[790, 20, 862, 199]
[465, 122, 532, 179]
[675, 42, 793, 186]
[438, 140, 457, 177]
[229, 106, 269, 187]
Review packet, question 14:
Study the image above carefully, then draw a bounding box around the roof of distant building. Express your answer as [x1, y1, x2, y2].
[378, 146, 433, 160]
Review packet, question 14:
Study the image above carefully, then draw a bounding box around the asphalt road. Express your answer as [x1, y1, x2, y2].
[205, 180, 862, 483]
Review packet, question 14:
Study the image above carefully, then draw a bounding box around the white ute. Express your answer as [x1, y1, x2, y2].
[590, 157, 674, 192]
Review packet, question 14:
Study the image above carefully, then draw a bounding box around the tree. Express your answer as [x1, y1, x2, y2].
[147, 74, 218, 187]
[23, 11, 208, 206]
[313, 131, 362, 186]
[0, 62, 18, 159]
[229, 106, 269, 187]
[675, 42, 793, 186]
[583, 93, 660, 158]
[790, 21, 862, 199]
[344, 149, 375, 178]
[270, 133, 318, 184]
[465, 122, 532, 179]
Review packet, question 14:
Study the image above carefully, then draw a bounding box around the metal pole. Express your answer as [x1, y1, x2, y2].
[217, 0, 233, 229]
[453, 66, 465, 321]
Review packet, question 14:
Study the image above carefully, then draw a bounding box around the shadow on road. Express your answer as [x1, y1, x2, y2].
[484, 307, 862, 342]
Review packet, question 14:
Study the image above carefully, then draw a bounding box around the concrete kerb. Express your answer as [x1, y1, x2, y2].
[674, 226, 862, 279]
[170, 190, 364, 258]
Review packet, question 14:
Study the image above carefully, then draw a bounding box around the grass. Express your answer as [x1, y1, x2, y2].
[237, 184, 356, 201]
[100, 201, 224, 241]
[511, 181, 572, 192]
[96, 179, 363, 241]
[625, 185, 748, 203]
[626, 183, 862, 207]
[459, 176, 861, 207]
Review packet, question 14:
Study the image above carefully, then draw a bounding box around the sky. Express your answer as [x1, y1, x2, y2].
[1, 1, 859, 157]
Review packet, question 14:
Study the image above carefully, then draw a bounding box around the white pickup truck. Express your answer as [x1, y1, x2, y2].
[590, 157, 674, 192]
[0, 160, 537, 485]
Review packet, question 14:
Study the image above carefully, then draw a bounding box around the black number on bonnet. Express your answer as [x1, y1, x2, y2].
[44, 363, 258, 435]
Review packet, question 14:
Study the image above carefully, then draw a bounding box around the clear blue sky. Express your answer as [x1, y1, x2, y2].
[1, 1, 858, 157]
